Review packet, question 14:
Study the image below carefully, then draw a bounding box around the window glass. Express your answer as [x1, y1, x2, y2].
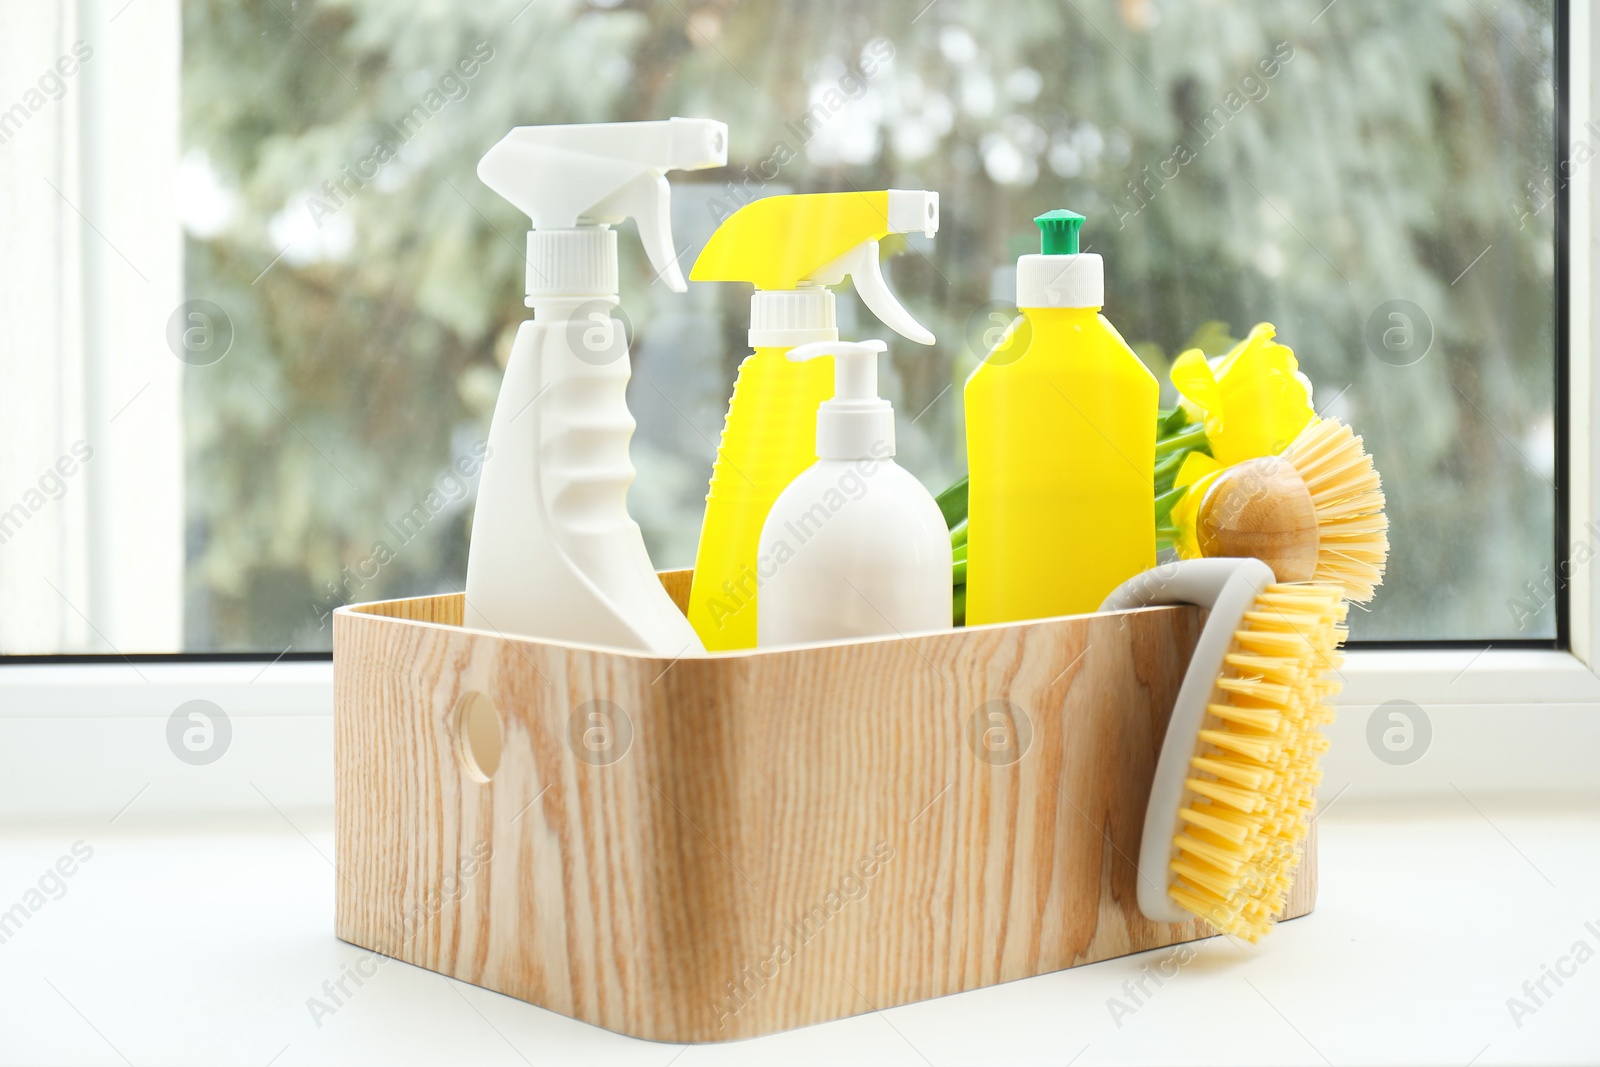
[165, 0, 1562, 650]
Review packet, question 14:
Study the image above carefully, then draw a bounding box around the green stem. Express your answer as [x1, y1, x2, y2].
[1154, 484, 1189, 526]
[936, 475, 969, 528]
[1155, 424, 1209, 458]
[1154, 449, 1189, 482]
[1157, 406, 1191, 436]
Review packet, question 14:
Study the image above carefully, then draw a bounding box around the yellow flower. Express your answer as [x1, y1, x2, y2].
[1168, 451, 1223, 559]
[1170, 322, 1316, 467]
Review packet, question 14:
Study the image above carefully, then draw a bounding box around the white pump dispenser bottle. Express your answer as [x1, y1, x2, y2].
[756, 340, 952, 646]
[465, 118, 725, 653]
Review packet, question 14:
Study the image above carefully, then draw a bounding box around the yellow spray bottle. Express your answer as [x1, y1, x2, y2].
[965, 210, 1157, 624]
[687, 190, 940, 649]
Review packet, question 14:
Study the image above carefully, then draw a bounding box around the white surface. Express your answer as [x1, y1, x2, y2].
[1, 801, 1595, 1066]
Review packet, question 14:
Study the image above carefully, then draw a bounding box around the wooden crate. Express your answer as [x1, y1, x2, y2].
[332, 569, 1315, 1042]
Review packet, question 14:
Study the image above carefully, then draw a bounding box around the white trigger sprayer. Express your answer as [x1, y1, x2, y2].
[464, 118, 725, 653]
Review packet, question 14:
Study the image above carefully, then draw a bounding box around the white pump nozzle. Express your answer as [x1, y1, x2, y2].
[786, 339, 894, 460]
[477, 118, 728, 296]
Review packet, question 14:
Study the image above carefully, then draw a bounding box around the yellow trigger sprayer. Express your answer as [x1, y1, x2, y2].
[687, 190, 940, 649]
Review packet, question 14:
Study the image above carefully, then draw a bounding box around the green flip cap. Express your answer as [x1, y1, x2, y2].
[1034, 209, 1084, 255]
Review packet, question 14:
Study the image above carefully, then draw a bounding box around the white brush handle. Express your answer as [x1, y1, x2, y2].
[1099, 558, 1276, 924]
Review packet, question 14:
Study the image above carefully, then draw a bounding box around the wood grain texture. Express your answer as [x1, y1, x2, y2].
[1198, 458, 1320, 583]
[334, 570, 1317, 1042]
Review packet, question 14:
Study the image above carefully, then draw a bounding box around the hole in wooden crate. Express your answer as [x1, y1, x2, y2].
[454, 691, 502, 782]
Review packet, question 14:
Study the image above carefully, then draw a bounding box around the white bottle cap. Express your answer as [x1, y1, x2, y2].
[1015, 252, 1104, 309]
[525, 228, 617, 302]
[785, 340, 894, 461]
[748, 289, 837, 347]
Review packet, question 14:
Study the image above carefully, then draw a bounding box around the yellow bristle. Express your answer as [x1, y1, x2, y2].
[1169, 880, 1232, 914]
[1170, 885, 1238, 929]
[1190, 756, 1267, 789]
[1320, 546, 1389, 571]
[1315, 493, 1383, 521]
[1167, 573, 1347, 941]
[1234, 630, 1311, 656]
[1171, 858, 1243, 898]
[1285, 417, 1388, 603]
[1178, 804, 1260, 842]
[1206, 702, 1283, 731]
[1224, 651, 1306, 686]
[1186, 776, 1265, 812]
[1198, 728, 1277, 762]
[1320, 511, 1388, 535]
[1173, 831, 1247, 872]
[1200, 802, 1267, 831]
[1216, 675, 1293, 707]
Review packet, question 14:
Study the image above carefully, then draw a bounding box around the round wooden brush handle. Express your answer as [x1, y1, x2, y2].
[1196, 457, 1319, 583]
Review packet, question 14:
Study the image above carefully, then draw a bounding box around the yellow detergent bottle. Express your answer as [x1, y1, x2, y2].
[965, 210, 1156, 624]
[688, 190, 940, 649]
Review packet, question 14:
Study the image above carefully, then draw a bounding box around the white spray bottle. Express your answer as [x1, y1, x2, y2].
[756, 340, 952, 646]
[466, 118, 726, 653]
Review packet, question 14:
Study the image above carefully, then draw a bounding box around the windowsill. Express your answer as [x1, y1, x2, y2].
[2, 800, 1594, 1065]
[2, 648, 1598, 819]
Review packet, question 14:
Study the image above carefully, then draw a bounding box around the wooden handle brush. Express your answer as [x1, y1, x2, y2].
[1191, 416, 1388, 602]
[1102, 558, 1346, 941]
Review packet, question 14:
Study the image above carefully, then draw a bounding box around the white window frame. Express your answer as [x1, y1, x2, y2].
[0, 0, 183, 656]
[2, 1, 1596, 818]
